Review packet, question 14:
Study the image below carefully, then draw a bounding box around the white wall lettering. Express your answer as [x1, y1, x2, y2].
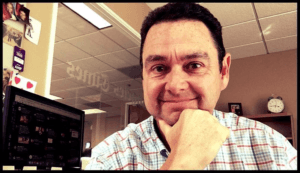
[65, 62, 141, 102]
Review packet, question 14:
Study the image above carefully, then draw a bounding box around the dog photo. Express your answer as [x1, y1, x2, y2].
[3, 23, 23, 47]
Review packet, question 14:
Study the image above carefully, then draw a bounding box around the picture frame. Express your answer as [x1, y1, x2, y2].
[25, 16, 42, 45]
[3, 23, 23, 48]
[15, 3, 30, 25]
[2, 3, 13, 21]
[228, 103, 243, 115]
[2, 2, 30, 24]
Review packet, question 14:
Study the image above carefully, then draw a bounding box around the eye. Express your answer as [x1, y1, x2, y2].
[152, 65, 166, 73]
[186, 62, 202, 70]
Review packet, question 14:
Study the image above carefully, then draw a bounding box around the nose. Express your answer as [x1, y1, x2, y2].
[164, 66, 189, 95]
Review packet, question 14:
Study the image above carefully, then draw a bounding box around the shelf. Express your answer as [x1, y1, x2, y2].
[242, 113, 292, 122]
[243, 112, 291, 119]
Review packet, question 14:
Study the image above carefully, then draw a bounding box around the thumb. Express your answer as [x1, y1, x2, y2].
[156, 118, 172, 138]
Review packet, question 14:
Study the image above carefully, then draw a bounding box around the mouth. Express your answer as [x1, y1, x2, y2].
[159, 97, 199, 103]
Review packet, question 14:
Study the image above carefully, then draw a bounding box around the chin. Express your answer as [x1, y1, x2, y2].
[158, 109, 192, 126]
[153, 100, 200, 125]
[151, 109, 180, 126]
[166, 111, 182, 126]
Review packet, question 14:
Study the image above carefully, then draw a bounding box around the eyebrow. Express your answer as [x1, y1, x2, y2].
[144, 55, 167, 67]
[144, 52, 210, 67]
[181, 52, 209, 61]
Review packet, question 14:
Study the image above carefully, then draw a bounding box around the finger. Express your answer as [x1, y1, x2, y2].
[221, 126, 231, 141]
[225, 127, 231, 139]
[156, 118, 172, 137]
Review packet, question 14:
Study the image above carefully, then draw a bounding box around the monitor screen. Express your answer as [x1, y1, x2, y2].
[2, 86, 85, 169]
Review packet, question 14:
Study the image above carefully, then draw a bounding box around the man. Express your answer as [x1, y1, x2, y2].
[85, 3, 297, 170]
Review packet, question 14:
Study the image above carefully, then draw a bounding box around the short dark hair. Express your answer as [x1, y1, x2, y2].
[140, 3, 226, 78]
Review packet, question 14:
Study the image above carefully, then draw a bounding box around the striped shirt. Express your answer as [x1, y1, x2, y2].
[85, 110, 297, 170]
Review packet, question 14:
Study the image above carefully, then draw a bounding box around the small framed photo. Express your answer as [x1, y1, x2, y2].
[3, 23, 23, 48]
[228, 103, 243, 115]
[15, 3, 30, 25]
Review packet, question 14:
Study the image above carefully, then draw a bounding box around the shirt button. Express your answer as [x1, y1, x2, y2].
[160, 149, 168, 158]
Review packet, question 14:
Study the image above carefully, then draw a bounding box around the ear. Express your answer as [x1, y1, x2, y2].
[220, 53, 231, 91]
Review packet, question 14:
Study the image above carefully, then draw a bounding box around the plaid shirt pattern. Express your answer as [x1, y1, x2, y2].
[85, 110, 297, 170]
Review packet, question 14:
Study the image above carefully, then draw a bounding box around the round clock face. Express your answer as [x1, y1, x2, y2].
[267, 98, 284, 113]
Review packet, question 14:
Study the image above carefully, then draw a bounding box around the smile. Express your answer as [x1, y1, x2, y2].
[160, 98, 198, 103]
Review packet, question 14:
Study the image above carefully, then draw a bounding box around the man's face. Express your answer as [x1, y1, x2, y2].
[142, 20, 231, 126]
[20, 11, 26, 21]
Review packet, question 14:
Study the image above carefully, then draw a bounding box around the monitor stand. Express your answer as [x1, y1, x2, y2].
[13, 165, 23, 171]
[62, 166, 81, 171]
[5, 165, 80, 171]
[37, 166, 51, 171]
[13, 165, 55, 171]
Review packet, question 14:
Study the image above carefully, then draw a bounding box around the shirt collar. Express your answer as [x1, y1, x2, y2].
[149, 116, 170, 157]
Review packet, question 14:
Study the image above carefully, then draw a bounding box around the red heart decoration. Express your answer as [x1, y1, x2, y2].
[27, 82, 33, 89]
[15, 77, 21, 84]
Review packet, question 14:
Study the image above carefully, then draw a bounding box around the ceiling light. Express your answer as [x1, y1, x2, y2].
[63, 3, 112, 29]
[47, 95, 63, 100]
[83, 109, 107, 114]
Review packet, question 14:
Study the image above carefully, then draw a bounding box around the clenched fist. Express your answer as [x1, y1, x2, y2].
[157, 109, 230, 170]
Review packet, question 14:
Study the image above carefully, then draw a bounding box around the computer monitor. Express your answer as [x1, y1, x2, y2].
[2, 86, 85, 170]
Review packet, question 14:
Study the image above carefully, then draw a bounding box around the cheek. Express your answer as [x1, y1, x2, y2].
[143, 79, 164, 111]
[189, 77, 220, 103]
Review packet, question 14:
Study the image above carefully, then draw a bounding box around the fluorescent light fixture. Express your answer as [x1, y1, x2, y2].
[63, 3, 112, 29]
[47, 95, 63, 100]
[83, 109, 107, 114]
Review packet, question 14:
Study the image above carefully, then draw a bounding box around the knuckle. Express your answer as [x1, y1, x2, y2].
[181, 109, 191, 115]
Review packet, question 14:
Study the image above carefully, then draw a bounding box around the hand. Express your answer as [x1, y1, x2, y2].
[157, 109, 230, 170]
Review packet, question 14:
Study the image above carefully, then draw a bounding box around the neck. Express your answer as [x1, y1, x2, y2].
[153, 118, 171, 152]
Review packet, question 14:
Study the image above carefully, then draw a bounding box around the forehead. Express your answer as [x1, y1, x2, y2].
[143, 19, 217, 57]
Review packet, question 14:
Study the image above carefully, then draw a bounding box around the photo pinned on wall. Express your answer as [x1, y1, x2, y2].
[2, 2, 17, 21]
[3, 68, 11, 95]
[228, 103, 243, 116]
[3, 23, 23, 48]
[25, 16, 41, 45]
[3, 68, 12, 111]
[15, 3, 30, 25]
[2, 2, 30, 25]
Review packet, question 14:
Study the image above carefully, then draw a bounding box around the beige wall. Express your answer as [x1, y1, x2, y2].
[91, 114, 106, 148]
[83, 121, 92, 152]
[105, 116, 121, 137]
[216, 49, 297, 147]
[3, 3, 56, 97]
[89, 114, 123, 148]
[104, 3, 152, 34]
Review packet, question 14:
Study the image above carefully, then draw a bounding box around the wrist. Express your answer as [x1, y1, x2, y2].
[160, 150, 207, 170]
